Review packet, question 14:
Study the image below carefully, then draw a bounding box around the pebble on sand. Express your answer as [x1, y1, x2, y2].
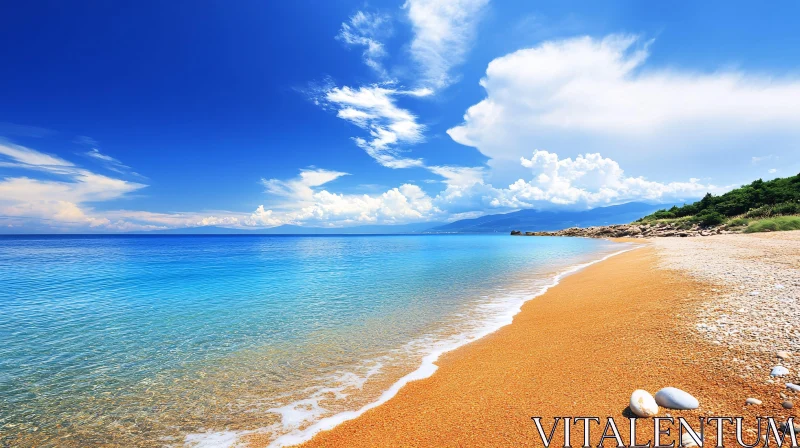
[772, 366, 790, 377]
[783, 401, 794, 409]
[654, 387, 700, 410]
[630, 389, 659, 417]
[745, 398, 762, 405]
[778, 351, 791, 360]
[787, 383, 800, 392]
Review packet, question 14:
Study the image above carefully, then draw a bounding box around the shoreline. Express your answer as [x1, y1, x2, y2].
[264, 244, 642, 448]
[243, 233, 799, 447]
[186, 241, 640, 447]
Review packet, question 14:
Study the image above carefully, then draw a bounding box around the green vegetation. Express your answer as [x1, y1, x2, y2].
[744, 216, 800, 233]
[728, 217, 750, 227]
[637, 173, 800, 231]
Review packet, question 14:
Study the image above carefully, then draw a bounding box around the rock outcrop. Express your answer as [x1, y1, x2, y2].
[511, 222, 741, 238]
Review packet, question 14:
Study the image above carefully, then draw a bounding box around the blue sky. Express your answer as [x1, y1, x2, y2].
[1, 0, 799, 232]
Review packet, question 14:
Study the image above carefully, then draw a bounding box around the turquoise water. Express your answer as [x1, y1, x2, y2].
[0, 235, 625, 447]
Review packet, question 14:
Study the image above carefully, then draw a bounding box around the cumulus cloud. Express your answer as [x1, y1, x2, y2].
[507, 150, 719, 207]
[425, 150, 721, 215]
[337, 11, 392, 77]
[447, 34, 800, 171]
[257, 168, 438, 226]
[426, 165, 496, 214]
[317, 84, 427, 168]
[404, 0, 489, 89]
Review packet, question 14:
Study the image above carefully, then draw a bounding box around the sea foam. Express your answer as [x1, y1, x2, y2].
[185, 245, 638, 448]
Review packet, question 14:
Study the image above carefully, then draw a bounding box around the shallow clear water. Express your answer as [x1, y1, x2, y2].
[0, 234, 624, 447]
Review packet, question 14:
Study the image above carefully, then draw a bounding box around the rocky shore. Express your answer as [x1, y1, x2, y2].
[656, 233, 800, 359]
[654, 232, 800, 417]
[511, 222, 740, 238]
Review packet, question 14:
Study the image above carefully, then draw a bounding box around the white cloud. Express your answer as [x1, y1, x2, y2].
[72, 135, 143, 177]
[428, 165, 496, 214]
[337, 11, 391, 77]
[257, 168, 438, 226]
[262, 168, 349, 201]
[315, 1, 488, 172]
[0, 143, 145, 202]
[447, 35, 800, 169]
[104, 209, 255, 229]
[83, 147, 143, 178]
[768, 168, 777, 174]
[507, 150, 720, 207]
[318, 85, 426, 168]
[0, 143, 149, 229]
[426, 150, 720, 215]
[0, 143, 439, 231]
[0, 142, 74, 171]
[86, 148, 119, 164]
[404, 0, 489, 89]
[428, 165, 485, 188]
[0, 173, 144, 204]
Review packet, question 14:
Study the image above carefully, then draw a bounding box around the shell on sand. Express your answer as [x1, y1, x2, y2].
[630, 389, 659, 417]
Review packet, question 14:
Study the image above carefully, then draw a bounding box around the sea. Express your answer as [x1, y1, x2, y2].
[0, 234, 630, 447]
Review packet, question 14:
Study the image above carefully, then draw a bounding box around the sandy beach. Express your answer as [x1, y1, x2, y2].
[243, 232, 800, 447]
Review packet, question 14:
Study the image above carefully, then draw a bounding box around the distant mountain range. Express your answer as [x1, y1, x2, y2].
[135, 221, 444, 235]
[426, 202, 677, 234]
[128, 202, 674, 235]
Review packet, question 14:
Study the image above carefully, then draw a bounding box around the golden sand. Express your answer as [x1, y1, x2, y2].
[246, 244, 793, 447]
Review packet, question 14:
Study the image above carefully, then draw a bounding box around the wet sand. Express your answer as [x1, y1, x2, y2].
[246, 242, 795, 447]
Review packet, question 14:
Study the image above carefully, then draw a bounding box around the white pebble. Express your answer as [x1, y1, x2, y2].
[772, 366, 790, 377]
[630, 389, 659, 417]
[655, 387, 700, 410]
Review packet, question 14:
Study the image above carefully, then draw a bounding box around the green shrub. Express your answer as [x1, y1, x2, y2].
[774, 202, 800, 215]
[744, 204, 773, 218]
[640, 173, 800, 221]
[695, 210, 726, 226]
[728, 217, 750, 227]
[744, 216, 800, 233]
[648, 209, 676, 220]
[744, 202, 800, 218]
